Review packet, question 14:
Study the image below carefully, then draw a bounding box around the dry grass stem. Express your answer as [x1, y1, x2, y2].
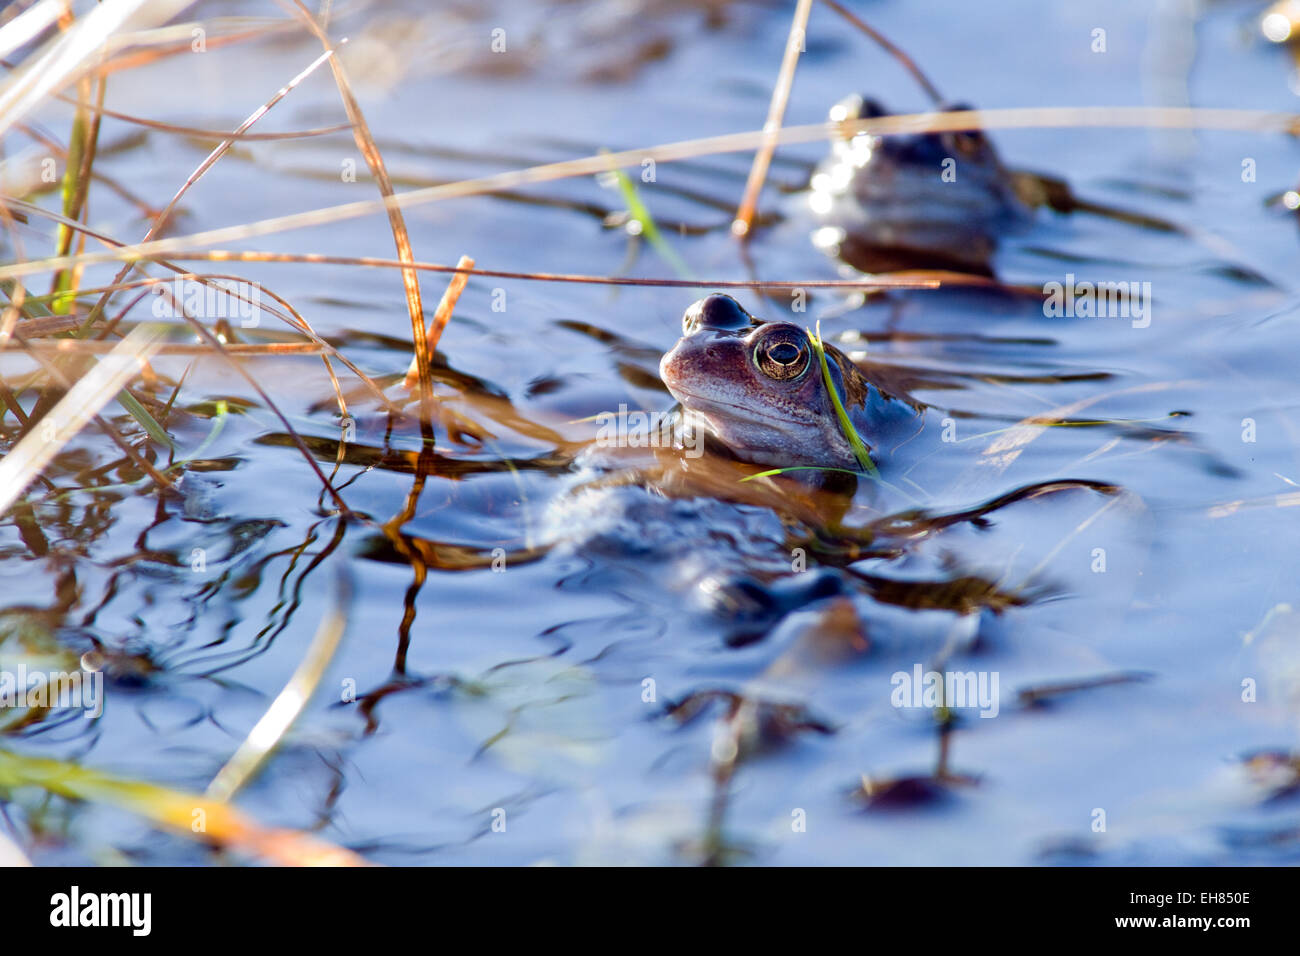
[732, 0, 813, 238]
[402, 254, 474, 389]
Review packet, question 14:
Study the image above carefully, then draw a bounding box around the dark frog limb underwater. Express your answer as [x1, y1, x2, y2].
[659, 293, 925, 471]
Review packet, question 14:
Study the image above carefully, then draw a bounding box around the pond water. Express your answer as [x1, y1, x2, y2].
[3, 0, 1300, 865]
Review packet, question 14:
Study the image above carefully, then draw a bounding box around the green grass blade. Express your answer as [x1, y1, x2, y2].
[115, 387, 175, 452]
[740, 465, 862, 481]
[809, 321, 879, 478]
[1, 279, 176, 453]
[602, 152, 695, 280]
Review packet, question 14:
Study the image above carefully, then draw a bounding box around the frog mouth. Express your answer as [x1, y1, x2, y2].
[670, 387, 811, 432]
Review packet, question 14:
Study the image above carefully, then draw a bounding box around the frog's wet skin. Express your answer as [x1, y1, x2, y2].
[807, 96, 1036, 276]
[803, 95, 1167, 278]
[659, 293, 925, 470]
[803, 97, 1280, 292]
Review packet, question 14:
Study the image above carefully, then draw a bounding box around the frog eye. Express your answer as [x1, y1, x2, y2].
[938, 102, 987, 157]
[945, 129, 986, 158]
[753, 328, 810, 381]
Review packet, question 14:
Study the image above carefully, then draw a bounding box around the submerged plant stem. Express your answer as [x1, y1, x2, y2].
[206, 562, 351, 803]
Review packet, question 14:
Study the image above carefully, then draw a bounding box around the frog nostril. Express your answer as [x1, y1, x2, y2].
[683, 293, 753, 333]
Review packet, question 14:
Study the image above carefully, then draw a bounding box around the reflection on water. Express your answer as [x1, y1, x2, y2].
[3, 0, 1300, 864]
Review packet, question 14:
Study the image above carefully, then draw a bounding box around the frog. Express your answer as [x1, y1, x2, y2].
[656, 293, 1143, 626]
[659, 292, 925, 471]
[806, 95, 1085, 276]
